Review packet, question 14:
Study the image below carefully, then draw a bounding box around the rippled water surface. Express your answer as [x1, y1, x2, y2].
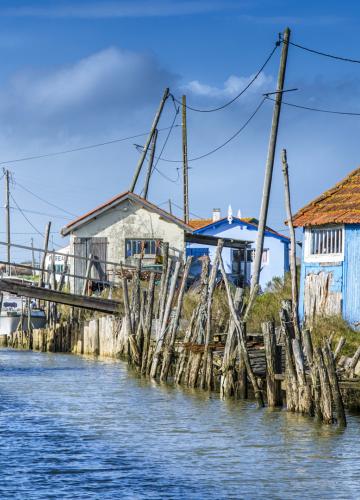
[0, 349, 359, 499]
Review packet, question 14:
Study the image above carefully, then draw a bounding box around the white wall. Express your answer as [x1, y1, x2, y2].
[67, 199, 186, 289]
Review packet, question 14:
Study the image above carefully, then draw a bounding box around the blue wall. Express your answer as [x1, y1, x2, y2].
[343, 224, 360, 326]
[299, 224, 360, 327]
[187, 219, 290, 290]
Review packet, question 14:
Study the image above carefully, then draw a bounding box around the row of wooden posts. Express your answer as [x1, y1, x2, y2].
[114, 240, 347, 426]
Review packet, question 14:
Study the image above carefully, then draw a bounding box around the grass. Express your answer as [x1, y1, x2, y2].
[247, 274, 293, 332]
[247, 273, 359, 357]
[311, 316, 359, 357]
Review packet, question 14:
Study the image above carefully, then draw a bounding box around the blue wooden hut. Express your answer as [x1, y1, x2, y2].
[187, 209, 290, 290]
[293, 167, 360, 328]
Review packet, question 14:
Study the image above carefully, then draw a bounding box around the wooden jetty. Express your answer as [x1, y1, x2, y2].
[0, 278, 121, 314]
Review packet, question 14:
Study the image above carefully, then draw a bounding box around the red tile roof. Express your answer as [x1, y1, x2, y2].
[292, 167, 360, 227]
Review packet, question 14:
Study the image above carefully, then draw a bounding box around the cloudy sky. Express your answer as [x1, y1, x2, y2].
[1, 0, 360, 260]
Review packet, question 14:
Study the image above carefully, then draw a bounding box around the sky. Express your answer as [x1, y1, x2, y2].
[1, 0, 360, 262]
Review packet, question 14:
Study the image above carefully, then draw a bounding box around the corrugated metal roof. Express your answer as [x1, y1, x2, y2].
[292, 167, 360, 227]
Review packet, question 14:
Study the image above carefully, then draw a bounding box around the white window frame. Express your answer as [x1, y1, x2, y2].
[304, 225, 344, 263]
[262, 248, 270, 266]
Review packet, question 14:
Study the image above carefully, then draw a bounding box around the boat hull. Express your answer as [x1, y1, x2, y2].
[0, 314, 47, 336]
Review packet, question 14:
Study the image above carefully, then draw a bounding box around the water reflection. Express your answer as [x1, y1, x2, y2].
[0, 349, 359, 499]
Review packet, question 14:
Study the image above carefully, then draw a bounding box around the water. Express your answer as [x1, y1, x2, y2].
[0, 350, 359, 500]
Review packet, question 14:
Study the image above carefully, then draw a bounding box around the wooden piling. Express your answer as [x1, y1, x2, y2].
[263, 321, 282, 407]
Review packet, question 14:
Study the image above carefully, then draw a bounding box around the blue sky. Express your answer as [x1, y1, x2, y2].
[1, 0, 360, 260]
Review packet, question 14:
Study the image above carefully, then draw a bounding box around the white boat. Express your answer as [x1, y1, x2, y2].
[0, 283, 47, 335]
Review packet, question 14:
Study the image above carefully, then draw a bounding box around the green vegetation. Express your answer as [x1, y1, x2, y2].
[247, 273, 359, 356]
[310, 316, 359, 357]
[247, 274, 293, 332]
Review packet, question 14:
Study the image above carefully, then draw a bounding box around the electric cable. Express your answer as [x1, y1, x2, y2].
[157, 97, 266, 164]
[281, 37, 360, 64]
[0, 124, 180, 165]
[265, 95, 360, 116]
[171, 42, 280, 112]
[14, 180, 78, 217]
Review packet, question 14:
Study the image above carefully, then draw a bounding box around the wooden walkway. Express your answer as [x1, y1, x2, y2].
[0, 279, 121, 314]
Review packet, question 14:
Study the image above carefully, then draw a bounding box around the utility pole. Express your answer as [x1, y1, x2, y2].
[251, 27, 291, 291]
[39, 221, 51, 288]
[168, 199, 172, 215]
[182, 95, 189, 223]
[31, 237, 35, 277]
[281, 149, 300, 339]
[4, 169, 10, 275]
[129, 88, 169, 193]
[143, 128, 158, 200]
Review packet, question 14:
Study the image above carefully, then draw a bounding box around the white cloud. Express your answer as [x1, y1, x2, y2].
[0, 46, 176, 137]
[184, 72, 273, 99]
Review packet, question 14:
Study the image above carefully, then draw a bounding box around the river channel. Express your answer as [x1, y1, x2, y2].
[0, 349, 359, 499]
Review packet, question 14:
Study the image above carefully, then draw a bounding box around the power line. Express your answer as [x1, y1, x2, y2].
[171, 41, 280, 112]
[9, 193, 63, 248]
[14, 180, 78, 217]
[166, 199, 203, 219]
[265, 96, 360, 116]
[282, 37, 360, 64]
[157, 98, 266, 164]
[1, 206, 72, 220]
[0, 124, 180, 166]
[10, 193, 46, 240]
[152, 106, 180, 182]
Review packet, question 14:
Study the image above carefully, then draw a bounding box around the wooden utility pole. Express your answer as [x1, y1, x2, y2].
[143, 128, 158, 199]
[182, 95, 189, 223]
[31, 238, 35, 277]
[251, 27, 291, 291]
[39, 221, 51, 287]
[281, 149, 300, 338]
[168, 199, 172, 215]
[129, 88, 169, 193]
[4, 169, 10, 275]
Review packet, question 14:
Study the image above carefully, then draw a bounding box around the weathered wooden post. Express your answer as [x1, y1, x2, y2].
[302, 329, 322, 421]
[333, 336, 346, 362]
[292, 338, 312, 415]
[121, 270, 140, 366]
[82, 253, 93, 296]
[323, 344, 346, 427]
[150, 261, 180, 379]
[141, 273, 155, 375]
[160, 257, 192, 382]
[220, 287, 244, 398]
[315, 347, 333, 424]
[201, 240, 223, 390]
[280, 307, 298, 411]
[263, 321, 282, 407]
[219, 255, 264, 407]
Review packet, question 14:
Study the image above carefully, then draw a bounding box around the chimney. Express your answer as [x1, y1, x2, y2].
[212, 208, 221, 221]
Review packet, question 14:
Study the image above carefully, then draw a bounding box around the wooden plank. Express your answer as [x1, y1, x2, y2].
[0, 279, 121, 314]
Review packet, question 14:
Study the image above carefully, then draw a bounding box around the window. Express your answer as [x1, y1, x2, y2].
[125, 239, 161, 258]
[244, 249, 269, 264]
[262, 249, 270, 265]
[310, 227, 342, 255]
[305, 226, 344, 263]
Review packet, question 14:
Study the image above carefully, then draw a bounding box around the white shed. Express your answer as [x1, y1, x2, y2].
[61, 191, 193, 293]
